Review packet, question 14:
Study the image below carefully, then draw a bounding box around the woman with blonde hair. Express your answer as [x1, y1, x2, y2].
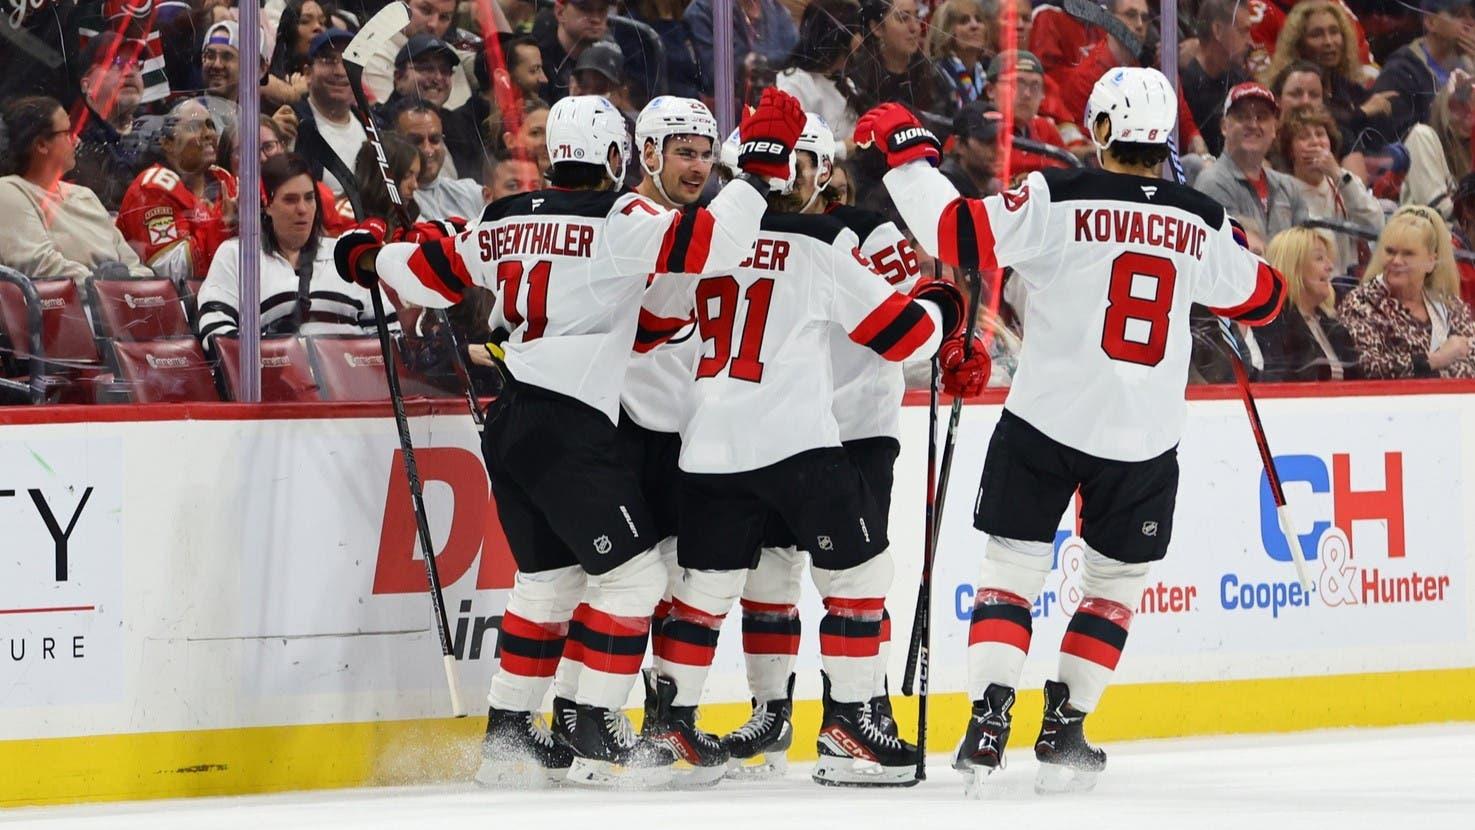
[1340, 206, 1475, 379]
[1258, 226, 1360, 381]
[1262, 0, 1387, 156]
[1401, 70, 1474, 219]
[929, 0, 989, 112]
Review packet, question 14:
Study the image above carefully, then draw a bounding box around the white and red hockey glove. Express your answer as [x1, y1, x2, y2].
[393, 217, 466, 243]
[854, 103, 941, 169]
[939, 334, 990, 398]
[737, 88, 807, 187]
[334, 218, 388, 288]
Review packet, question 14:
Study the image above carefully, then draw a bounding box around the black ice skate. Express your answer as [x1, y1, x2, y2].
[1034, 679, 1107, 794]
[721, 674, 795, 780]
[812, 674, 918, 788]
[953, 684, 1015, 798]
[473, 706, 573, 789]
[564, 702, 676, 789]
[640, 669, 730, 787]
[551, 695, 577, 748]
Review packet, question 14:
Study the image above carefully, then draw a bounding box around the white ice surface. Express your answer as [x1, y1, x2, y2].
[5, 725, 1473, 829]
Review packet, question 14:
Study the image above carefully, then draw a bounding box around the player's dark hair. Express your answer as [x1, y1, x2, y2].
[0, 95, 63, 177]
[547, 161, 613, 190]
[261, 153, 325, 260]
[1105, 140, 1171, 168]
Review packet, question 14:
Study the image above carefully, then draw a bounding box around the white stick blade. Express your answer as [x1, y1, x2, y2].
[1278, 505, 1313, 592]
[343, 2, 410, 69]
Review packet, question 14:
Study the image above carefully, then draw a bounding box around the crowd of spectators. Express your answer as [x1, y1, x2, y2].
[4, 0, 1475, 402]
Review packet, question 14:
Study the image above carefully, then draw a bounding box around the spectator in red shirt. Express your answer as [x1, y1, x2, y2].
[1057, 0, 1208, 157]
[1028, 0, 1102, 75]
[982, 50, 1073, 175]
[115, 98, 238, 280]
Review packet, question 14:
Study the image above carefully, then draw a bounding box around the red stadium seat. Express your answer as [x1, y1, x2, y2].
[307, 335, 391, 401]
[87, 277, 191, 341]
[108, 338, 220, 403]
[214, 336, 320, 402]
[0, 271, 105, 402]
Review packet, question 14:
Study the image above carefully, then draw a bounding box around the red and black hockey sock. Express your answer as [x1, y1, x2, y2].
[1057, 596, 1134, 713]
[487, 611, 568, 711]
[655, 599, 726, 707]
[818, 596, 885, 703]
[567, 603, 650, 708]
[651, 598, 673, 661]
[741, 599, 800, 703]
[965, 588, 1033, 700]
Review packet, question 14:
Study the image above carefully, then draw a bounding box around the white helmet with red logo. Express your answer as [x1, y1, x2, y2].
[546, 94, 630, 184]
[1085, 66, 1176, 149]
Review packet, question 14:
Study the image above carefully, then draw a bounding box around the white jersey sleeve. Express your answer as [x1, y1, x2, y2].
[885, 162, 1054, 285]
[372, 228, 493, 310]
[886, 163, 1286, 461]
[604, 178, 768, 276]
[828, 229, 945, 363]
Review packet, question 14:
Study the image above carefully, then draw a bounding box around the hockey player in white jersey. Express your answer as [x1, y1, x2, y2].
[335, 89, 807, 789]
[725, 114, 927, 776]
[855, 67, 1286, 795]
[636, 143, 990, 788]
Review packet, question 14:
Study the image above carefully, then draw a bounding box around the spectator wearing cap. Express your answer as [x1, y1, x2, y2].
[1449, 172, 1475, 311]
[1057, 0, 1209, 159]
[0, 97, 152, 283]
[1181, 0, 1254, 157]
[386, 99, 485, 222]
[294, 28, 367, 196]
[390, 34, 460, 111]
[568, 42, 641, 188]
[1262, 1, 1382, 157]
[929, 0, 989, 113]
[533, 0, 614, 102]
[776, 0, 863, 156]
[69, 33, 152, 212]
[1401, 69, 1475, 219]
[1369, 0, 1475, 151]
[1278, 105, 1382, 276]
[198, 20, 274, 102]
[685, 0, 799, 97]
[940, 102, 1002, 200]
[981, 50, 1072, 176]
[1195, 82, 1309, 243]
[361, 0, 480, 111]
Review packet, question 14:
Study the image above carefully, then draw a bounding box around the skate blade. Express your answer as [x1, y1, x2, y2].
[962, 764, 1005, 800]
[473, 757, 565, 790]
[566, 757, 674, 790]
[1034, 761, 1100, 795]
[810, 755, 918, 788]
[724, 751, 789, 781]
[667, 760, 730, 789]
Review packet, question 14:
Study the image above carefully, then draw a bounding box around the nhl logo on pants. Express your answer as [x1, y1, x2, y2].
[1141, 521, 1159, 537]
[817, 536, 834, 551]
[593, 535, 613, 554]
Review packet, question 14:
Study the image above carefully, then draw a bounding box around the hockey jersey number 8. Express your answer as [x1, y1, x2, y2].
[887, 163, 1285, 462]
[641, 212, 947, 474]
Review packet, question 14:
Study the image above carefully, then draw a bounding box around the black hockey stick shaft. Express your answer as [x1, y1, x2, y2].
[902, 267, 985, 695]
[911, 356, 940, 781]
[341, 17, 464, 714]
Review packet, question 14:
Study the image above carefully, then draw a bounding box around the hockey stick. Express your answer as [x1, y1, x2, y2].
[343, 1, 465, 717]
[1157, 0, 1311, 591]
[902, 266, 985, 699]
[911, 356, 941, 782]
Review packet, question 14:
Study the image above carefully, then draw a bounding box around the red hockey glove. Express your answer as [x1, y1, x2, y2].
[854, 103, 941, 169]
[910, 278, 967, 339]
[939, 335, 990, 398]
[737, 88, 806, 186]
[334, 229, 383, 288]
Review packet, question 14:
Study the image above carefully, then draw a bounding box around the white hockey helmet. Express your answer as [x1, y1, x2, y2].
[546, 94, 631, 184]
[1084, 66, 1177, 149]
[794, 113, 836, 210]
[635, 96, 720, 175]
